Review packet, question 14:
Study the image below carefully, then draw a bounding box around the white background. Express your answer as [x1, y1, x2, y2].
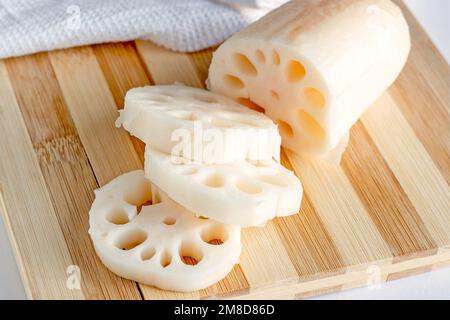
[0, 0, 449, 299]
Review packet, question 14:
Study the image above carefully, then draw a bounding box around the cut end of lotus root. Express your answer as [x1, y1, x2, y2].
[208, 0, 410, 162]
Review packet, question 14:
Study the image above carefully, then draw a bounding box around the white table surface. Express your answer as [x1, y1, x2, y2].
[0, 0, 449, 300]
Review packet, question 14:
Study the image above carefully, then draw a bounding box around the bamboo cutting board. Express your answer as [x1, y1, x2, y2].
[0, 1, 449, 299]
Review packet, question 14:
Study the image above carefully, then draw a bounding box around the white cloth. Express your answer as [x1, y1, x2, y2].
[0, 0, 287, 59]
[216, 0, 287, 9]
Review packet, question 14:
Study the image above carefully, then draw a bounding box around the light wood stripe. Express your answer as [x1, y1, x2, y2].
[362, 94, 450, 248]
[275, 151, 345, 276]
[135, 41, 298, 289]
[239, 223, 299, 287]
[6, 53, 142, 300]
[0, 61, 83, 299]
[342, 121, 437, 257]
[286, 151, 392, 266]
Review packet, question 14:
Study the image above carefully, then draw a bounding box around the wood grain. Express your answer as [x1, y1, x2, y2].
[287, 150, 393, 266]
[276, 151, 345, 276]
[392, 0, 450, 184]
[342, 122, 436, 257]
[362, 94, 450, 248]
[0, 2, 449, 299]
[136, 40, 204, 87]
[49, 47, 142, 184]
[0, 61, 82, 299]
[93, 42, 149, 162]
[5, 53, 142, 299]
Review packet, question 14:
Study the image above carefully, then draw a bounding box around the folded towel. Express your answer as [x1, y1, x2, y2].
[0, 0, 287, 59]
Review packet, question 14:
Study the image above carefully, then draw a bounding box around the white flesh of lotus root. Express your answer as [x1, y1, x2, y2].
[208, 0, 411, 161]
[145, 146, 303, 227]
[88, 170, 241, 292]
[115, 85, 281, 164]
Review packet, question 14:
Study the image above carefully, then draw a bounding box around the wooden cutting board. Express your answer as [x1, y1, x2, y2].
[0, 1, 449, 299]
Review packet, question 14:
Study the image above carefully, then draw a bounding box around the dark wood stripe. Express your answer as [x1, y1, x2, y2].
[135, 40, 205, 87]
[342, 121, 437, 257]
[93, 42, 151, 163]
[190, 48, 214, 85]
[6, 53, 142, 299]
[275, 150, 346, 275]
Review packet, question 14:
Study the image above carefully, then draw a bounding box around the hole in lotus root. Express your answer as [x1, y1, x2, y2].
[163, 216, 176, 225]
[272, 49, 281, 65]
[255, 50, 266, 64]
[277, 120, 294, 138]
[106, 208, 129, 225]
[136, 200, 152, 214]
[224, 75, 245, 90]
[160, 250, 172, 268]
[201, 225, 228, 245]
[286, 60, 306, 82]
[179, 240, 203, 266]
[124, 178, 152, 207]
[303, 87, 326, 109]
[298, 110, 325, 139]
[236, 97, 265, 113]
[141, 247, 156, 261]
[203, 173, 225, 188]
[115, 228, 147, 251]
[233, 53, 257, 76]
[235, 179, 262, 194]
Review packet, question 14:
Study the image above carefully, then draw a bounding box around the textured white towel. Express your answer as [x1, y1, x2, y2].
[0, 0, 287, 59]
